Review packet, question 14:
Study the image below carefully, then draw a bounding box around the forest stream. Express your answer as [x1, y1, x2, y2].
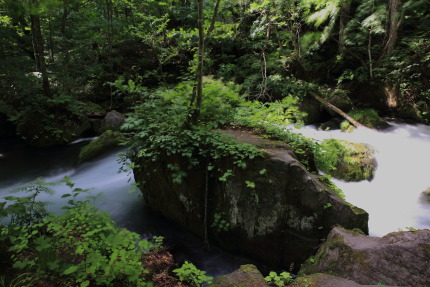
[0, 138, 253, 278]
[1, 121, 430, 276]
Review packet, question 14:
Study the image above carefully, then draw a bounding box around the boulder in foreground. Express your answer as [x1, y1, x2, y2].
[299, 226, 430, 286]
[134, 129, 369, 269]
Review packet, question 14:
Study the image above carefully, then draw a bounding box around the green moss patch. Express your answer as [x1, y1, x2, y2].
[315, 139, 377, 182]
[78, 130, 124, 164]
[341, 109, 387, 131]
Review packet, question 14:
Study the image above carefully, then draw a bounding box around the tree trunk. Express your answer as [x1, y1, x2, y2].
[339, 1, 351, 57]
[187, 0, 221, 126]
[30, 14, 51, 98]
[382, 0, 403, 56]
[106, 0, 113, 58]
[61, 0, 72, 94]
[48, 16, 54, 63]
[195, 0, 204, 123]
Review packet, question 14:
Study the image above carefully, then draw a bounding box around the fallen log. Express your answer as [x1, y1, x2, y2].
[310, 90, 366, 128]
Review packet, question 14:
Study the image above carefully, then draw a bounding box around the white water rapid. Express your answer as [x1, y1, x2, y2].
[294, 122, 430, 236]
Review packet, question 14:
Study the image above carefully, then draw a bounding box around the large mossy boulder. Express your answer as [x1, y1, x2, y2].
[299, 226, 430, 286]
[78, 130, 124, 164]
[16, 111, 91, 147]
[299, 95, 324, 125]
[134, 130, 368, 269]
[315, 139, 377, 182]
[209, 265, 268, 287]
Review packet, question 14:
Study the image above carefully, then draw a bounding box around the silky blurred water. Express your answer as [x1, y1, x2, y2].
[294, 122, 430, 236]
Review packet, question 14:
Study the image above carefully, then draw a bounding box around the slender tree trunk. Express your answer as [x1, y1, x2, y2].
[30, 14, 51, 98]
[382, 0, 403, 56]
[187, 0, 221, 126]
[368, 28, 373, 79]
[106, 0, 113, 58]
[339, 1, 351, 57]
[48, 16, 54, 63]
[189, 0, 204, 125]
[61, 0, 71, 94]
[106, 0, 114, 109]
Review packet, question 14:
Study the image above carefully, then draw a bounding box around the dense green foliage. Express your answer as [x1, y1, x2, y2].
[120, 77, 263, 182]
[0, 179, 150, 286]
[4, 1, 428, 283]
[1, 0, 429, 139]
[0, 178, 209, 287]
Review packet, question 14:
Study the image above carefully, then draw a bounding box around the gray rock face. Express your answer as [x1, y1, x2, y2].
[299, 226, 430, 286]
[296, 273, 399, 287]
[101, 110, 124, 132]
[134, 130, 368, 269]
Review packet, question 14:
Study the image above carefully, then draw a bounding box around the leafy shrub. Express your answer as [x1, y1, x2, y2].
[161, 76, 241, 127]
[0, 179, 154, 287]
[265, 271, 293, 286]
[233, 98, 318, 171]
[121, 78, 262, 182]
[233, 95, 305, 128]
[173, 261, 213, 287]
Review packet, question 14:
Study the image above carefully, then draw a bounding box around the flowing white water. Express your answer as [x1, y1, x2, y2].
[294, 122, 430, 236]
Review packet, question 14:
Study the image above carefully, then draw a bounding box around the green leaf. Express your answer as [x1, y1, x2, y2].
[63, 265, 79, 275]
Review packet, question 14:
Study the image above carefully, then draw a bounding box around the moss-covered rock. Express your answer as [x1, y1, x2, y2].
[209, 265, 268, 287]
[78, 130, 124, 164]
[298, 226, 430, 286]
[315, 139, 377, 182]
[134, 129, 369, 269]
[299, 94, 324, 125]
[101, 110, 125, 132]
[294, 273, 395, 287]
[340, 109, 388, 131]
[16, 111, 91, 147]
